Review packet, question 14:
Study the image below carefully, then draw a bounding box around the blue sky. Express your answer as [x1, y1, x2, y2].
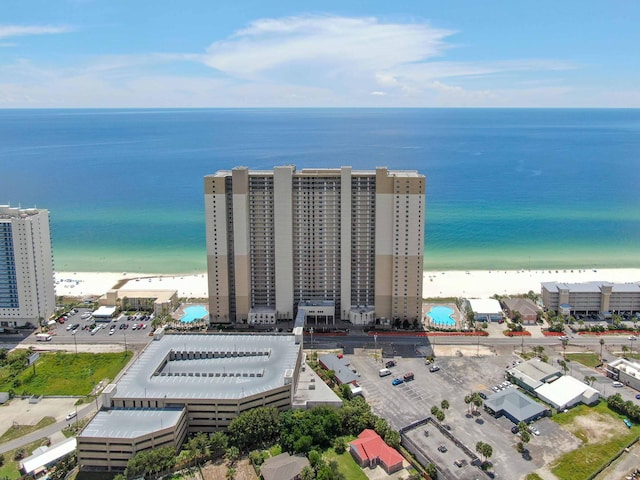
[1, 0, 638, 107]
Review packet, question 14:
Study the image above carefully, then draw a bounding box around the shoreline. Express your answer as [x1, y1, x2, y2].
[55, 268, 640, 300]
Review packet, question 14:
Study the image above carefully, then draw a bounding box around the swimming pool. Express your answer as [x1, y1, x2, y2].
[428, 306, 455, 327]
[180, 305, 209, 323]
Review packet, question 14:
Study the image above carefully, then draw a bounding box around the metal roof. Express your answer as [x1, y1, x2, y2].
[484, 389, 547, 423]
[113, 334, 301, 401]
[80, 408, 184, 439]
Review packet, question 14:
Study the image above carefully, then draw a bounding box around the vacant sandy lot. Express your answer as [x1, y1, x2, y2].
[0, 397, 80, 434]
[200, 459, 258, 480]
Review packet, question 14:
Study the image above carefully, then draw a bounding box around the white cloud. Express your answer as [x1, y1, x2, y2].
[0, 25, 73, 40]
[0, 14, 633, 107]
[202, 15, 455, 81]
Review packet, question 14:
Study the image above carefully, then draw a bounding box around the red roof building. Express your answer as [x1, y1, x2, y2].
[349, 429, 404, 474]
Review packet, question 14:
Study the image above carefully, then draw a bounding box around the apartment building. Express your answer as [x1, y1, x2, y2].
[204, 166, 425, 324]
[541, 281, 640, 315]
[0, 205, 55, 327]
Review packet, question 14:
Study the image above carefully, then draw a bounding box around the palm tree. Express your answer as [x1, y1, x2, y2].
[558, 359, 569, 375]
[464, 394, 473, 415]
[622, 345, 629, 358]
[600, 338, 605, 360]
[471, 392, 483, 414]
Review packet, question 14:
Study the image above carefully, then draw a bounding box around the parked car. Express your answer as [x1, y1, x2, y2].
[454, 459, 467, 468]
[429, 365, 440, 372]
[403, 372, 414, 381]
[479, 392, 487, 399]
[385, 360, 397, 368]
[624, 418, 632, 428]
[528, 425, 540, 436]
[391, 378, 404, 386]
[511, 425, 519, 434]
[65, 411, 77, 421]
[438, 445, 448, 453]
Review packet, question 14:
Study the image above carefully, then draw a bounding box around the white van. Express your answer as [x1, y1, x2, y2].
[90, 326, 101, 335]
[612, 381, 624, 387]
[379, 368, 392, 377]
[35, 333, 52, 342]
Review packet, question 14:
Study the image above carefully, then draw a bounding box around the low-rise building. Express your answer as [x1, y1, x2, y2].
[483, 389, 548, 424]
[318, 353, 359, 385]
[502, 297, 540, 325]
[541, 281, 640, 315]
[605, 358, 640, 391]
[508, 359, 563, 392]
[535, 376, 599, 410]
[20, 438, 77, 477]
[349, 429, 403, 474]
[99, 288, 179, 316]
[466, 299, 503, 322]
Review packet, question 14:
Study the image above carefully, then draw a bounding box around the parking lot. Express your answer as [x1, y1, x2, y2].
[347, 346, 581, 479]
[38, 307, 154, 343]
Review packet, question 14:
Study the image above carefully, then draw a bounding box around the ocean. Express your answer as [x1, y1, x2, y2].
[1, 108, 639, 273]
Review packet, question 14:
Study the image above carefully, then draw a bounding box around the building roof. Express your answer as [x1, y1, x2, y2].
[92, 306, 117, 317]
[20, 438, 77, 475]
[318, 353, 358, 385]
[260, 452, 310, 480]
[292, 361, 343, 409]
[608, 358, 640, 380]
[468, 299, 502, 314]
[80, 408, 184, 440]
[508, 359, 561, 388]
[112, 334, 301, 401]
[350, 429, 403, 468]
[542, 281, 640, 294]
[484, 389, 547, 423]
[534, 376, 599, 409]
[503, 298, 540, 316]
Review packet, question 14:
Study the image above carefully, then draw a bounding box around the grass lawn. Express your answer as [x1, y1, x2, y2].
[0, 351, 132, 396]
[324, 447, 368, 480]
[565, 352, 601, 368]
[0, 438, 49, 480]
[550, 402, 640, 480]
[0, 416, 56, 443]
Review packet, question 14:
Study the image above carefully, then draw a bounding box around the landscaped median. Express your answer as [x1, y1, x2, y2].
[542, 330, 566, 337]
[366, 331, 488, 337]
[503, 330, 531, 337]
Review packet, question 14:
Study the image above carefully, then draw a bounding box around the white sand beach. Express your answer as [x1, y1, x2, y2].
[55, 268, 640, 300]
[55, 272, 209, 299]
[423, 268, 640, 298]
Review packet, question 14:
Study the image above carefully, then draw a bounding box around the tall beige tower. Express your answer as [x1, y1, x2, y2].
[204, 166, 425, 324]
[0, 206, 56, 327]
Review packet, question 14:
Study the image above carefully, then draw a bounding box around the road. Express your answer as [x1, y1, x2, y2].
[0, 401, 99, 454]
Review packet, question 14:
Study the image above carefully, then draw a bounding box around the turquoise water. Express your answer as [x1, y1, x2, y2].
[1, 108, 639, 273]
[428, 306, 455, 326]
[180, 305, 209, 323]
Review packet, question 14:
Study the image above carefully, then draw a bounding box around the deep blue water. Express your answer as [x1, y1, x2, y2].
[1, 108, 639, 273]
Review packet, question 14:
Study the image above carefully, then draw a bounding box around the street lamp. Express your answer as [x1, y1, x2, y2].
[310, 327, 314, 351]
[629, 337, 636, 357]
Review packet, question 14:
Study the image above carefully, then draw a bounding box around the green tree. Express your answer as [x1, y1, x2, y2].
[228, 406, 280, 451]
[226, 466, 236, 480]
[340, 383, 353, 400]
[436, 410, 446, 422]
[425, 462, 438, 479]
[430, 405, 440, 416]
[209, 431, 229, 458]
[623, 345, 629, 358]
[441, 399, 450, 411]
[475, 441, 493, 463]
[464, 394, 473, 415]
[558, 359, 569, 375]
[333, 437, 346, 454]
[384, 429, 401, 449]
[300, 465, 316, 480]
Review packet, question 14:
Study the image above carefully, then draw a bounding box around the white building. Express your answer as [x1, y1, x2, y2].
[0, 206, 55, 328]
[204, 166, 425, 324]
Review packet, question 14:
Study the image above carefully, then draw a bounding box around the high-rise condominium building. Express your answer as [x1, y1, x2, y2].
[0, 206, 56, 327]
[204, 166, 425, 325]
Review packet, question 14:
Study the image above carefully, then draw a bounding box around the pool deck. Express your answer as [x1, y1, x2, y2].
[422, 302, 463, 330]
